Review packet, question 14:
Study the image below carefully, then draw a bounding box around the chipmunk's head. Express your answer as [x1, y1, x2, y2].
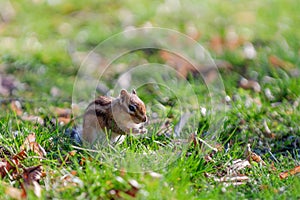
[120, 89, 147, 124]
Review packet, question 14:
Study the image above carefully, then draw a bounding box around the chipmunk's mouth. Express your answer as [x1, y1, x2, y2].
[130, 114, 147, 124]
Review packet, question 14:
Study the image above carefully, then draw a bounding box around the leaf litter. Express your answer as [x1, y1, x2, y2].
[1, 133, 46, 199]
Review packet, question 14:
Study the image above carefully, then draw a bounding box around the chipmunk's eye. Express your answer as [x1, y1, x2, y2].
[128, 105, 136, 112]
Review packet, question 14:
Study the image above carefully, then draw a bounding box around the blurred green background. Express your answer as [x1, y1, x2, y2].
[1, 0, 299, 100]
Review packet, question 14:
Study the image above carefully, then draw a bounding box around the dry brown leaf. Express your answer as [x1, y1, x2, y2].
[270, 162, 277, 172]
[156, 119, 173, 136]
[0, 74, 18, 96]
[210, 35, 223, 54]
[0, 155, 20, 178]
[210, 32, 244, 54]
[10, 100, 23, 116]
[49, 107, 72, 126]
[5, 185, 26, 200]
[20, 133, 36, 151]
[59, 150, 77, 165]
[226, 33, 244, 51]
[70, 170, 77, 176]
[147, 171, 163, 179]
[227, 159, 251, 175]
[57, 117, 72, 125]
[245, 144, 266, 166]
[125, 179, 140, 198]
[13, 149, 28, 161]
[61, 173, 83, 187]
[21, 115, 44, 125]
[269, 55, 294, 70]
[185, 23, 201, 40]
[279, 166, 300, 180]
[30, 142, 47, 158]
[32, 181, 42, 198]
[23, 165, 44, 185]
[159, 50, 232, 83]
[262, 120, 276, 139]
[217, 175, 249, 183]
[20, 133, 46, 158]
[188, 132, 198, 147]
[239, 77, 261, 92]
[0, 145, 12, 158]
[206, 173, 249, 187]
[159, 50, 197, 78]
[51, 107, 72, 118]
[204, 154, 215, 163]
[249, 152, 266, 166]
[0, 150, 28, 178]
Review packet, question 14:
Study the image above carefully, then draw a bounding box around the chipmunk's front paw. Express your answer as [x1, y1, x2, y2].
[139, 126, 147, 134]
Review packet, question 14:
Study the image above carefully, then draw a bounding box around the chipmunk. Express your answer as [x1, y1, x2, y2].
[82, 89, 147, 146]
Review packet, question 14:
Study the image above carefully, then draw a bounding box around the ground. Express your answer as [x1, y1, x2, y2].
[0, 0, 300, 199]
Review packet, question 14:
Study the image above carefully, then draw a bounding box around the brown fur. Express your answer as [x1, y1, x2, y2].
[82, 90, 147, 146]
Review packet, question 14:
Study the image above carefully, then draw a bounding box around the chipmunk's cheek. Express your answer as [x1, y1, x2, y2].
[130, 115, 139, 123]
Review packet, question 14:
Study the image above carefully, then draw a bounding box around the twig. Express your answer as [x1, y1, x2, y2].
[198, 137, 218, 153]
[71, 145, 102, 153]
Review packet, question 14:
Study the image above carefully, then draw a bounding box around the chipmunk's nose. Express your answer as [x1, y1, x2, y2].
[142, 116, 147, 122]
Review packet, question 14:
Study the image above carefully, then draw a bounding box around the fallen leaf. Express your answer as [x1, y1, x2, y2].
[125, 179, 140, 198]
[13, 150, 28, 161]
[262, 120, 276, 139]
[279, 166, 300, 180]
[243, 42, 256, 59]
[210, 35, 223, 54]
[5, 185, 26, 200]
[22, 165, 44, 185]
[159, 50, 197, 78]
[239, 77, 261, 92]
[20, 133, 46, 158]
[70, 170, 77, 176]
[21, 115, 44, 125]
[0, 150, 27, 179]
[32, 181, 42, 198]
[61, 173, 84, 187]
[269, 55, 294, 70]
[217, 175, 249, 183]
[210, 31, 244, 54]
[225, 28, 244, 50]
[59, 150, 77, 165]
[245, 144, 266, 166]
[50, 86, 61, 97]
[185, 23, 201, 40]
[20, 133, 36, 150]
[51, 107, 71, 118]
[0, 74, 18, 96]
[50, 107, 72, 125]
[159, 50, 232, 83]
[0, 0, 16, 23]
[30, 142, 47, 158]
[264, 88, 275, 101]
[270, 162, 277, 172]
[227, 159, 251, 175]
[206, 173, 249, 187]
[0, 145, 12, 158]
[10, 100, 23, 115]
[57, 117, 72, 125]
[147, 171, 163, 179]
[156, 119, 173, 136]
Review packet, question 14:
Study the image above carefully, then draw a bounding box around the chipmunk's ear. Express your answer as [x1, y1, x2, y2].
[132, 89, 137, 95]
[120, 89, 129, 102]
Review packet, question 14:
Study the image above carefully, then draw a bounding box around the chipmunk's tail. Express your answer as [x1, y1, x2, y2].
[64, 126, 83, 145]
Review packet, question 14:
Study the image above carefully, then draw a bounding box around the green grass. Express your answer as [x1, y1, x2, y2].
[1, 0, 300, 199]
